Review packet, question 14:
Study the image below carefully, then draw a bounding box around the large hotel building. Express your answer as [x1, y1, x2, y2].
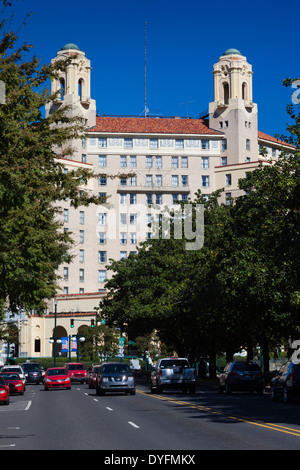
[14, 44, 293, 359]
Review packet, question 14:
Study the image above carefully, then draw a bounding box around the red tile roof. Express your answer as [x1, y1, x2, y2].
[88, 116, 223, 136]
[258, 130, 295, 148]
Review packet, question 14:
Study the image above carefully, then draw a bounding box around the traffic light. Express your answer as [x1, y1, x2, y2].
[91, 319, 95, 328]
[70, 319, 74, 328]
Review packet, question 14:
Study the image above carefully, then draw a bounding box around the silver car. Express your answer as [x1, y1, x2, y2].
[95, 362, 135, 396]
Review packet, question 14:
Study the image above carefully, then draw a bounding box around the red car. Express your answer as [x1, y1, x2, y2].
[64, 363, 88, 384]
[0, 376, 10, 405]
[44, 368, 71, 390]
[0, 372, 25, 395]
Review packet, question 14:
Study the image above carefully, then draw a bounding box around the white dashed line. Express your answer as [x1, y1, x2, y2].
[128, 421, 140, 429]
[106, 407, 113, 411]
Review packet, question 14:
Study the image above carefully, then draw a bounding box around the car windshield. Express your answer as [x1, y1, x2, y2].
[160, 360, 189, 368]
[232, 363, 261, 372]
[2, 367, 21, 373]
[47, 369, 67, 376]
[68, 364, 85, 370]
[0, 373, 20, 379]
[102, 364, 130, 374]
[23, 364, 41, 372]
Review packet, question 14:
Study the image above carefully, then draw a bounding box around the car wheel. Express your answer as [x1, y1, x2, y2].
[130, 390, 136, 395]
[5, 397, 9, 405]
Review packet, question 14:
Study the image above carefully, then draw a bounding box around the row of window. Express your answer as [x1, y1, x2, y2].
[118, 174, 189, 187]
[84, 137, 220, 150]
[83, 154, 228, 167]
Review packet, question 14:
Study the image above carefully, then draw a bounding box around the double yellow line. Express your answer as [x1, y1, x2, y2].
[137, 389, 300, 438]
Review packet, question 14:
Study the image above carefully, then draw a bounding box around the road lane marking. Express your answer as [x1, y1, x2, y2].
[136, 389, 300, 438]
[0, 444, 15, 448]
[128, 421, 140, 429]
[106, 407, 113, 411]
[25, 401, 32, 411]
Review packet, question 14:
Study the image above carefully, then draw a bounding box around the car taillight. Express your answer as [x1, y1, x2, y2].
[230, 372, 238, 376]
[159, 370, 162, 376]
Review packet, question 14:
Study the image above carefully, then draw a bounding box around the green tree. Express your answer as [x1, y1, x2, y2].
[0, 5, 103, 314]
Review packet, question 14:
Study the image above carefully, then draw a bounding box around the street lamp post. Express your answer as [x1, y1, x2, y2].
[54, 298, 57, 366]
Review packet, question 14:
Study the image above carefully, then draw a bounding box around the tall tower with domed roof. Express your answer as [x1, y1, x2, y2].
[45, 43, 96, 127]
[208, 48, 258, 165]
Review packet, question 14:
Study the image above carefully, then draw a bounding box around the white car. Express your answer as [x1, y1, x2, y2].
[1, 365, 26, 383]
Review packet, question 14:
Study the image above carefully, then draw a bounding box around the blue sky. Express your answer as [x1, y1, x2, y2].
[7, 0, 300, 138]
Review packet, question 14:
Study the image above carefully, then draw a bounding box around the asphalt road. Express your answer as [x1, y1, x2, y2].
[1, 378, 300, 453]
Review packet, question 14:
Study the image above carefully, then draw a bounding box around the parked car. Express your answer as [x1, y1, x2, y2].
[0, 372, 25, 395]
[0, 376, 10, 405]
[95, 362, 135, 396]
[271, 361, 300, 403]
[22, 363, 44, 384]
[1, 365, 26, 383]
[88, 365, 101, 389]
[44, 368, 71, 391]
[64, 363, 88, 384]
[218, 361, 264, 395]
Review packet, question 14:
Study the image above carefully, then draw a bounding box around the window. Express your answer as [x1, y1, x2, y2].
[130, 193, 136, 205]
[130, 233, 137, 244]
[120, 213, 127, 225]
[124, 138, 133, 148]
[99, 192, 107, 203]
[221, 156, 227, 166]
[146, 193, 152, 205]
[120, 155, 127, 168]
[130, 213, 136, 225]
[146, 175, 153, 186]
[99, 176, 107, 186]
[226, 174, 232, 186]
[64, 287, 69, 295]
[156, 175, 162, 187]
[99, 155, 106, 167]
[60, 78, 65, 101]
[98, 138, 107, 148]
[82, 138, 86, 149]
[98, 270, 106, 283]
[155, 156, 162, 168]
[120, 251, 127, 259]
[156, 193, 163, 204]
[34, 338, 41, 353]
[175, 139, 184, 149]
[201, 157, 209, 169]
[79, 230, 84, 243]
[64, 209, 69, 223]
[146, 156, 152, 168]
[172, 157, 178, 169]
[202, 175, 209, 187]
[246, 139, 250, 151]
[181, 157, 188, 168]
[150, 138, 158, 149]
[82, 154, 87, 163]
[98, 251, 107, 263]
[63, 267, 68, 280]
[130, 176, 137, 186]
[79, 249, 84, 263]
[225, 121, 228, 127]
[201, 140, 209, 150]
[79, 211, 85, 225]
[120, 232, 127, 244]
[172, 175, 179, 187]
[98, 232, 106, 244]
[222, 139, 227, 151]
[120, 177, 127, 186]
[79, 269, 84, 282]
[98, 213, 107, 225]
[172, 194, 179, 203]
[120, 193, 127, 205]
[182, 194, 188, 202]
[219, 121, 223, 128]
[181, 175, 188, 187]
[130, 156, 137, 168]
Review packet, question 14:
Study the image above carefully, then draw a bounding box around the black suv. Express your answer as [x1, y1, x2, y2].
[271, 361, 300, 403]
[22, 363, 44, 385]
[218, 361, 264, 395]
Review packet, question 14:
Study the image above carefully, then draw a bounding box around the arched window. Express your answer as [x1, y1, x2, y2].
[223, 82, 229, 104]
[242, 82, 248, 100]
[60, 78, 65, 101]
[78, 78, 84, 101]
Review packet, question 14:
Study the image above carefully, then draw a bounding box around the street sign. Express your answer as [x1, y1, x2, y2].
[119, 337, 125, 347]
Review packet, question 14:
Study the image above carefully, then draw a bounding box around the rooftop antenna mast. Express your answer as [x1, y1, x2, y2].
[144, 22, 148, 117]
